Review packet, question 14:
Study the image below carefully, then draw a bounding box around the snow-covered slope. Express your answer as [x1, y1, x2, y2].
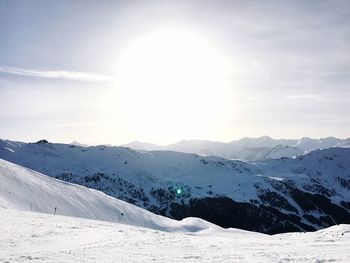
[0, 139, 349, 233]
[1, 209, 350, 262]
[336, 138, 350, 148]
[0, 158, 219, 233]
[122, 136, 349, 160]
[70, 141, 89, 147]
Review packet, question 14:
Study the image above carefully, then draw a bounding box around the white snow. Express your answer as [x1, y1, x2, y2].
[1, 209, 349, 262]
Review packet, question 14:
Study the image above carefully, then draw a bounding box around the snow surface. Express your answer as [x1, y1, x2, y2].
[1, 209, 349, 262]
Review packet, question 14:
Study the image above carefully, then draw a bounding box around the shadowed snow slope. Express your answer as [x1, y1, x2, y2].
[0, 158, 219, 233]
[1, 209, 349, 262]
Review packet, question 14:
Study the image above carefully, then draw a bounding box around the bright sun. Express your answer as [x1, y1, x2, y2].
[114, 29, 231, 143]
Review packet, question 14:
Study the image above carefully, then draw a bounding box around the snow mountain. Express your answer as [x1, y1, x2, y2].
[0, 158, 220, 232]
[0, 139, 349, 234]
[1, 158, 348, 262]
[122, 136, 349, 160]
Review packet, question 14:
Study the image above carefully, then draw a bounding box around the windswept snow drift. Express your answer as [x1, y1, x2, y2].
[0, 158, 219, 233]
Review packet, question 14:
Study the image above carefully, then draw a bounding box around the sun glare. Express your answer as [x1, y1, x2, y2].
[114, 29, 231, 143]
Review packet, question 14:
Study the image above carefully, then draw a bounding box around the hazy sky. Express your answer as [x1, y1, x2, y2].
[1, 0, 349, 145]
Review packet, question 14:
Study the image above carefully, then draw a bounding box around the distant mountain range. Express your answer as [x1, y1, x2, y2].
[1, 138, 349, 234]
[122, 136, 350, 161]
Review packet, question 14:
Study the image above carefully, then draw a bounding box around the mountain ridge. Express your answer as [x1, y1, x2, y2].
[121, 136, 350, 161]
[0, 138, 349, 234]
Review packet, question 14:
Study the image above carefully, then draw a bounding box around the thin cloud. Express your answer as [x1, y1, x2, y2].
[0, 66, 114, 81]
[252, 61, 271, 80]
[31, 122, 96, 128]
[285, 94, 326, 101]
[323, 119, 350, 124]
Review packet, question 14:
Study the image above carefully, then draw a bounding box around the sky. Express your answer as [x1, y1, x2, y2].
[0, 0, 349, 145]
